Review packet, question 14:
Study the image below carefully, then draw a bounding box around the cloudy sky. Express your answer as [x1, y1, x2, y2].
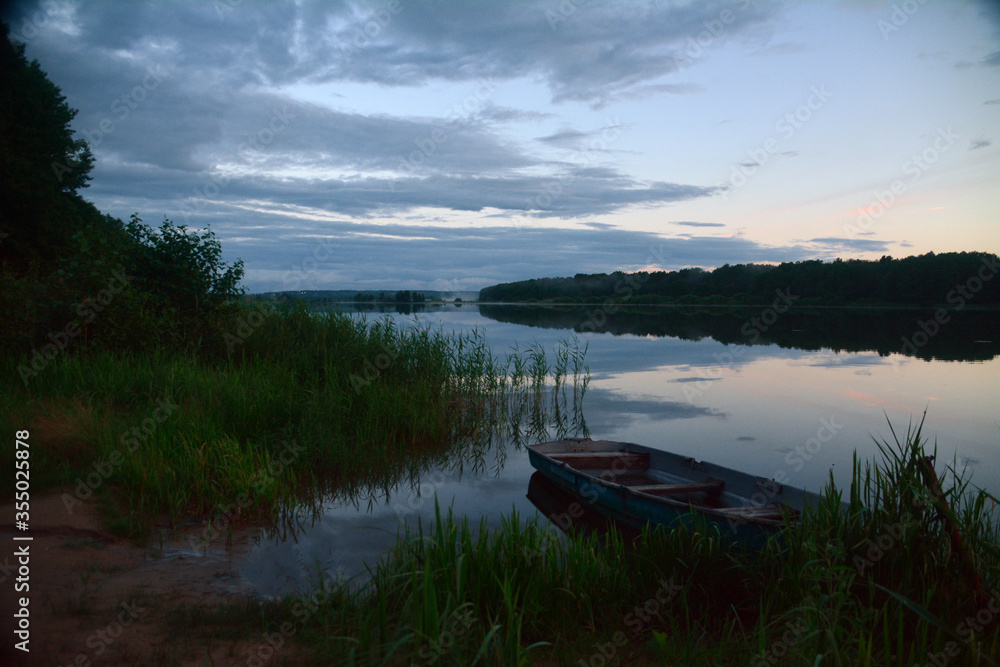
[4, 0, 999, 293]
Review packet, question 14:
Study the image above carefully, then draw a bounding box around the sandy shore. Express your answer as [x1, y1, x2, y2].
[0, 492, 301, 666]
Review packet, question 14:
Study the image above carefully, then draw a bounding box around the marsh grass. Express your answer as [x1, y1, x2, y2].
[263, 417, 999, 666]
[0, 301, 588, 536]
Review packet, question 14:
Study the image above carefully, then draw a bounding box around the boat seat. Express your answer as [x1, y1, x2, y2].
[630, 479, 724, 497]
[551, 451, 649, 470]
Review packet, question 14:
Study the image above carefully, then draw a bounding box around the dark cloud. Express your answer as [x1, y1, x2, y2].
[537, 128, 592, 147]
[5, 1, 729, 221]
[970, 138, 992, 150]
[808, 237, 891, 253]
[0, 0, 822, 290]
[474, 104, 554, 124]
[673, 221, 726, 228]
[55, 0, 763, 109]
[167, 212, 818, 292]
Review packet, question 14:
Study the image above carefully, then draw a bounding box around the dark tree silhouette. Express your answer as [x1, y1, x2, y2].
[0, 20, 103, 271]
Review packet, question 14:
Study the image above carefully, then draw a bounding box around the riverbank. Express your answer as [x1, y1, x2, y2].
[2, 304, 576, 536]
[3, 306, 998, 665]
[7, 432, 999, 666]
[0, 491, 288, 666]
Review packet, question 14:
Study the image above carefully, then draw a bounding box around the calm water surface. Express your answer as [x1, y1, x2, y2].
[238, 304, 999, 595]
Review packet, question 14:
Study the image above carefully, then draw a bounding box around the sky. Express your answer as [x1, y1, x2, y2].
[4, 0, 999, 294]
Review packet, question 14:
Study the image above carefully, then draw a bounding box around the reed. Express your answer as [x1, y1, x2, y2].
[0, 301, 589, 535]
[264, 417, 999, 666]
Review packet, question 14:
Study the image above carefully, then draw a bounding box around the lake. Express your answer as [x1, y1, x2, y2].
[237, 303, 1000, 595]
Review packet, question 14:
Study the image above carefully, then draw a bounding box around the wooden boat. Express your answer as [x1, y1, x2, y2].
[528, 437, 829, 548]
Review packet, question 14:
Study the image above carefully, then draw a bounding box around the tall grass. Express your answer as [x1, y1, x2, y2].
[0, 301, 589, 535]
[257, 417, 1000, 666]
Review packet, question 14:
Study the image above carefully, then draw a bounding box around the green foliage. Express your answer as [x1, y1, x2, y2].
[258, 420, 998, 666]
[2, 214, 245, 356]
[0, 21, 246, 357]
[0, 306, 588, 532]
[120, 214, 245, 327]
[479, 304, 1000, 362]
[479, 252, 1000, 307]
[1, 21, 97, 271]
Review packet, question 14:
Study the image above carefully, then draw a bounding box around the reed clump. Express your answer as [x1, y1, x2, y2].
[0, 301, 587, 535]
[271, 417, 998, 666]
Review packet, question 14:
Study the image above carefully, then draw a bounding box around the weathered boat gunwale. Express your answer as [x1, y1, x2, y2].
[528, 437, 828, 546]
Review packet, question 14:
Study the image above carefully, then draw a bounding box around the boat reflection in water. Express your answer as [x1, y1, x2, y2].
[526, 471, 641, 541]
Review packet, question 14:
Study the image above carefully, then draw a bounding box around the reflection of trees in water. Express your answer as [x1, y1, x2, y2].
[353, 302, 428, 315]
[267, 336, 590, 541]
[479, 305, 1000, 362]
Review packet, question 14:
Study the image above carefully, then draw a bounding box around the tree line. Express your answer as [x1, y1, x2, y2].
[353, 291, 427, 304]
[478, 253, 1000, 307]
[1, 21, 245, 357]
[478, 304, 1000, 362]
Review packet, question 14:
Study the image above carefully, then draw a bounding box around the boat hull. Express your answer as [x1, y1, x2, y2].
[528, 438, 828, 549]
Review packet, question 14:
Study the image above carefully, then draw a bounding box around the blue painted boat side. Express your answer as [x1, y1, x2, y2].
[527, 440, 830, 549]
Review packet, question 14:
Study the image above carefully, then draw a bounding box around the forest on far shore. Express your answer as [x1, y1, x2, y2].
[478, 252, 1000, 307]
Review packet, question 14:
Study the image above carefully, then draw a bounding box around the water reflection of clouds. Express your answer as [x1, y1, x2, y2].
[671, 376, 722, 383]
[583, 387, 726, 431]
[243, 457, 541, 595]
[792, 352, 893, 369]
[254, 306, 1000, 598]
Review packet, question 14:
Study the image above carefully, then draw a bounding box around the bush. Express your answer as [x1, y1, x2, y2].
[1, 214, 245, 358]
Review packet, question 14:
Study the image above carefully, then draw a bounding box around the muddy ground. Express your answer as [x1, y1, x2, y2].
[0, 492, 304, 666]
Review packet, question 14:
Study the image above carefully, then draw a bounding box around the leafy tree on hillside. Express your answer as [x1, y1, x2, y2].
[0, 20, 246, 356]
[0, 20, 101, 272]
